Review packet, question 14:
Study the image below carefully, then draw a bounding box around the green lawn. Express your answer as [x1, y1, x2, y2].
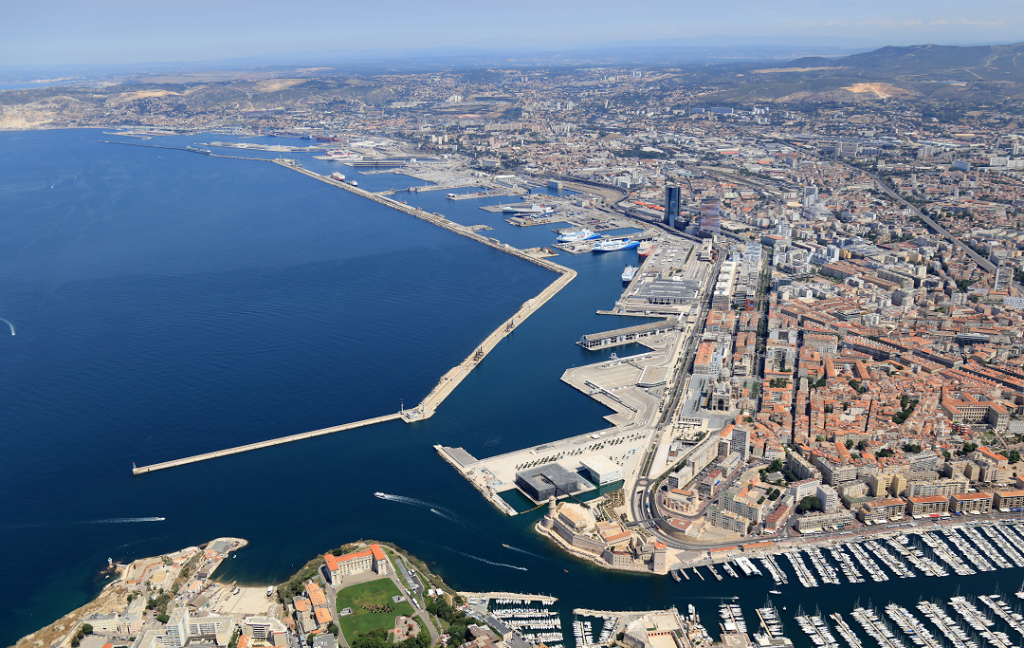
[335, 578, 416, 640]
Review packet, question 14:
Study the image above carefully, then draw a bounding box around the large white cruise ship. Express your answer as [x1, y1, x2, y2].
[556, 228, 600, 243]
[592, 238, 640, 252]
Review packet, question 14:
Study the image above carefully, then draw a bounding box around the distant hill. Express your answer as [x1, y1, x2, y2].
[831, 42, 1024, 80]
[704, 41, 1024, 104]
[786, 57, 838, 68]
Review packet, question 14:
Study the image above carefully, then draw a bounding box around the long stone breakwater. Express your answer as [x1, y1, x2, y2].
[122, 144, 575, 475]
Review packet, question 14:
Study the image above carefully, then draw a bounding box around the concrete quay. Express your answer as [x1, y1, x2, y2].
[409, 180, 484, 192]
[132, 413, 401, 474]
[573, 608, 672, 619]
[460, 592, 558, 605]
[434, 446, 520, 516]
[447, 188, 525, 201]
[437, 422, 651, 516]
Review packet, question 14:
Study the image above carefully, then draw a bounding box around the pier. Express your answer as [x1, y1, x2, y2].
[132, 413, 401, 474]
[917, 601, 978, 648]
[949, 597, 1015, 648]
[831, 613, 866, 648]
[461, 592, 558, 605]
[122, 146, 577, 475]
[885, 604, 941, 648]
[573, 609, 672, 619]
[851, 607, 905, 648]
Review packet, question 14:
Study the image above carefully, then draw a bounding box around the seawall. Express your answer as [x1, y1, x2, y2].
[127, 152, 575, 474]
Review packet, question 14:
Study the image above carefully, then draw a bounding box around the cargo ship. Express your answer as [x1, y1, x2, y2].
[326, 149, 364, 161]
[593, 238, 640, 253]
[556, 228, 600, 243]
[622, 265, 638, 282]
[638, 241, 655, 258]
[316, 135, 339, 142]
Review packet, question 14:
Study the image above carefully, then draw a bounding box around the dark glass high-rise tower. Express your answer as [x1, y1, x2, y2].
[664, 186, 682, 229]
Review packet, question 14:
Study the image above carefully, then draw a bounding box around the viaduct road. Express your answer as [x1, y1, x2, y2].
[859, 169, 996, 274]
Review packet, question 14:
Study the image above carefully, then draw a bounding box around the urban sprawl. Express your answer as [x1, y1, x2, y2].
[11, 58, 1024, 648]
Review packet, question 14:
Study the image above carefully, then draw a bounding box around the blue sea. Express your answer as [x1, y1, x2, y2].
[2, 130, 1023, 648]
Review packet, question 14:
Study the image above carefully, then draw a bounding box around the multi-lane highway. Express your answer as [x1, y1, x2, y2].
[865, 170, 996, 273]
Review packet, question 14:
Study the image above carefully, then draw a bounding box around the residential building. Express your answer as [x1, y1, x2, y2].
[794, 510, 855, 532]
[949, 492, 993, 514]
[859, 498, 907, 524]
[994, 490, 1024, 510]
[906, 495, 950, 516]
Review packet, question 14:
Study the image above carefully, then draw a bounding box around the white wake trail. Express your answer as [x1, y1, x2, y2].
[430, 508, 457, 522]
[0, 318, 15, 336]
[503, 544, 544, 559]
[451, 550, 527, 571]
[376, 493, 458, 517]
[90, 517, 166, 523]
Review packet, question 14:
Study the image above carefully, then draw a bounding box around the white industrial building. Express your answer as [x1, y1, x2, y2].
[580, 457, 623, 485]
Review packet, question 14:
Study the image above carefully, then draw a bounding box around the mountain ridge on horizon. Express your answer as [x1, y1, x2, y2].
[1, 37, 1021, 82]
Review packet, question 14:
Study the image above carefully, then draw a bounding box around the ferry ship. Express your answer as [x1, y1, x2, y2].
[326, 149, 363, 161]
[593, 238, 640, 253]
[502, 204, 552, 214]
[556, 228, 600, 243]
[331, 172, 346, 181]
[622, 265, 637, 282]
[638, 241, 654, 257]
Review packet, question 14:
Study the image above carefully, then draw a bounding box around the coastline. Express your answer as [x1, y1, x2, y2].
[12, 538, 463, 648]
[13, 537, 247, 648]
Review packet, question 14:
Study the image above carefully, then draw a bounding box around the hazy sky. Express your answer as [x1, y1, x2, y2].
[2, 0, 1021, 66]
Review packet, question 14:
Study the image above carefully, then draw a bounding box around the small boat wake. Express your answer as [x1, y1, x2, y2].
[90, 517, 166, 524]
[376, 492, 459, 520]
[430, 508, 458, 522]
[1, 517, 165, 530]
[0, 317, 15, 336]
[502, 543, 545, 559]
[450, 549, 527, 572]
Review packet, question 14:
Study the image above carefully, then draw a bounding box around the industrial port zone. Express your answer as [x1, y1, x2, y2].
[114, 135, 804, 573]
[118, 135, 751, 571]
[436, 232, 718, 516]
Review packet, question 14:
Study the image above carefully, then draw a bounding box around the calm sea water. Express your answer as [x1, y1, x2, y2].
[2, 130, 1022, 648]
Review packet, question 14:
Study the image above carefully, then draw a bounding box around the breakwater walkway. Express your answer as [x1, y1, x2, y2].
[123, 145, 575, 474]
[132, 414, 401, 474]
